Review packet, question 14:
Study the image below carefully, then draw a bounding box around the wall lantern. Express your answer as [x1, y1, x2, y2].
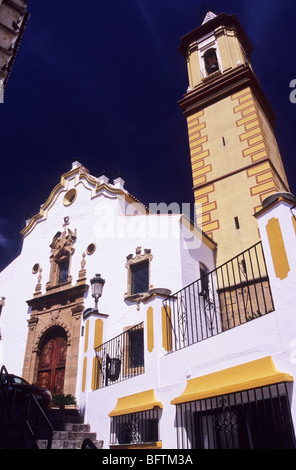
[90, 273, 105, 311]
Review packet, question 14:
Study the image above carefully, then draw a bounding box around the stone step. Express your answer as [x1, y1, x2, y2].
[59, 423, 91, 432]
[37, 438, 103, 449]
[52, 430, 97, 441]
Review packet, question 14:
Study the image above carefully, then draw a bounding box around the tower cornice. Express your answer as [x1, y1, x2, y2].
[179, 12, 253, 58]
[178, 65, 276, 128]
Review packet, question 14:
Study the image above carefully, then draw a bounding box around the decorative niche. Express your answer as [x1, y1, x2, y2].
[46, 227, 77, 291]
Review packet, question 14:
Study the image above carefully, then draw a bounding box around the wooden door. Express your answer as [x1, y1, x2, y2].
[37, 328, 67, 394]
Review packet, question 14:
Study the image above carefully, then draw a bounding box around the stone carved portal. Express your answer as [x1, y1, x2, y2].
[37, 326, 67, 394]
[22, 227, 89, 398]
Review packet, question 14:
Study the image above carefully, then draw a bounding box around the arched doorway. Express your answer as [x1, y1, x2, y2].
[37, 326, 67, 395]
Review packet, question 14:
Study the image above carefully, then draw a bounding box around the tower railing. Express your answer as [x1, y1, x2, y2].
[162, 242, 274, 353]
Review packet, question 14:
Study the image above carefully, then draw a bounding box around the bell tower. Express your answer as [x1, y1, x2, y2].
[178, 12, 290, 264]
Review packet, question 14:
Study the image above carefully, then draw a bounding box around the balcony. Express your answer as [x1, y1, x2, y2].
[162, 242, 274, 353]
[94, 322, 144, 389]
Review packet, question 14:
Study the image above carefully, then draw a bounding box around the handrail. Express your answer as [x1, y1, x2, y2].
[81, 437, 98, 449]
[23, 394, 53, 449]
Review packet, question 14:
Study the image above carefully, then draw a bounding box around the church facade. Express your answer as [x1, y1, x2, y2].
[1, 11, 296, 450]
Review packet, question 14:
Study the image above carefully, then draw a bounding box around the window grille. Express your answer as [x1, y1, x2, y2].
[110, 409, 160, 446]
[94, 322, 144, 388]
[175, 382, 296, 449]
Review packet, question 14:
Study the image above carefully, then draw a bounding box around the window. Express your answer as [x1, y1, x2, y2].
[94, 322, 144, 389]
[47, 228, 77, 290]
[57, 256, 69, 284]
[131, 261, 149, 295]
[199, 263, 209, 298]
[128, 327, 144, 369]
[175, 383, 296, 449]
[110, 409, 160, 446]
[204, 48, 219, 75]
[125, 247, 153, 303]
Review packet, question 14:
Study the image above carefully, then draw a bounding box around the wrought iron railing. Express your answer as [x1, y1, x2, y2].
[94, 322, 144, 389]
[175, 382, 296, 449]
[163, 242, 274, 353]
[110, 409, 160, 446]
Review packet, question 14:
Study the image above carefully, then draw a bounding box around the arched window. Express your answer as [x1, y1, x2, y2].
[47, 228, 77, 290]
[204, 48, 219, 75]
[57, 254, 70, 284]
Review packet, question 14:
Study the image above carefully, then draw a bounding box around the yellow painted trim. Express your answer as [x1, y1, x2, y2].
[91, 356, 98, 390]
[243, 142, 265, 157]
[257, 171, 273, 183]
[189, 135, 207, 148]
[242, 105, 256, 116]
[247, 162, 270, 177]
[195, 184, 214, 198]
[84, 320, 89, 353]
[193, 164, 212, 178]
[82, 357, 87, 393]
[234, 100, 254, 113]
[250, 180, 275, 196]
[195, 195, 208, 205]
[192, 160, 205, 170]
[147, 307, 154, 353]
[191, 149, 210, 163]
[249, 135, 264, 146]
[201, 220, 219, 232]
[162, 306, 172, 352]
[245, 119, 260, 130]
[266, 217, 290, 280]
[238, 92, 253, 103]
[94, 318, 103, 349]
[236, 113, 257, 127]
[231, 88, 251, 100]
[292, 216, 296, 236]
[187, 110, 204, 123]
[252, 150, 268, 162]
[109, 441, 162, 450]
[188, 122, 206, 134]
[109, 389, 163, 417]
[240, 127, 261, 141]
[171, 357, 293, 405]
[110, 441, 162, 450]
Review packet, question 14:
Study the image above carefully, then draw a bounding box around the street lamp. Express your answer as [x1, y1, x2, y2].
[90, 273, 105, 311]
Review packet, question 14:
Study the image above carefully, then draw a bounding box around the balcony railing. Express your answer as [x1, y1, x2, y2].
[94, 322, 144, 389]
[163, 242, 274, 353]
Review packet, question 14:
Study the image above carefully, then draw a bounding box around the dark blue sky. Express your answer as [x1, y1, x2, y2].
[1, 0, 296, 272]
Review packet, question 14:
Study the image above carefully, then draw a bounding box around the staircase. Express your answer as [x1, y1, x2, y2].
[38, 408, 103, 449]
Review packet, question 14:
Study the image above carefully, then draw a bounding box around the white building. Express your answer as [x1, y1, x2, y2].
[1, 10, 296, 450]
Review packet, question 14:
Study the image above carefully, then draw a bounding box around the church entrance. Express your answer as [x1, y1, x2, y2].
[37, 327, 67, 395]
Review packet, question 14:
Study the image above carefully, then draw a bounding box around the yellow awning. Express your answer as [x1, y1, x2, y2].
[109, 389, 163, 417]
[171, 356, 294, 405]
